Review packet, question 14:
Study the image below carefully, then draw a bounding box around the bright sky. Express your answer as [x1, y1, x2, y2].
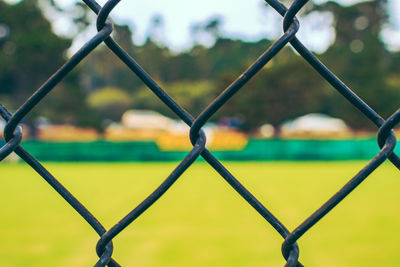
[6, 0, 400, 53]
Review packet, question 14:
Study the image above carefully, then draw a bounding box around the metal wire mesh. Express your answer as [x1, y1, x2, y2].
[1, 0, 399, 266]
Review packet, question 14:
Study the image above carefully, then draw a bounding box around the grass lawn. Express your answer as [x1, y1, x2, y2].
[0, 161, 399, 266]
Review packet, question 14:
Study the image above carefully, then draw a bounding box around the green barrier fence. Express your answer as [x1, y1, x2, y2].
[2, 138, 398, 162]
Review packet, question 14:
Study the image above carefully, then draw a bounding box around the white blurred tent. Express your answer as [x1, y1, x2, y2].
[121, 110, 173, 130]
[281, 113, 349, 136]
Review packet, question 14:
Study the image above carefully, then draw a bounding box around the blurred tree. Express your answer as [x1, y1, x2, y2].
[79, 24, 142, 92]
[0, 0, 111, 135]
[0, 0, 71, 104]
[316, 0, 400, 129]
[159, 38, 273, 82]
[190, 16, 223, 47]
[145, 14, 166, 46]
[40, 72, 103, 130]
[218, 49, 329, 133]
[0, 0, 88, 137]
[87, 87, 132, 124]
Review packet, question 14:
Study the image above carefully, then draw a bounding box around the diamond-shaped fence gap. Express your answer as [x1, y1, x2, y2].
[224, 162, 356, 227]
[98, 162, 287, 266]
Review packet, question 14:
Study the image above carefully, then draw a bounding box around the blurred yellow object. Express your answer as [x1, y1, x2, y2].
[37, 125, 99, 141]
[105, 127, 166, 141]
[156, 129, 248, 151]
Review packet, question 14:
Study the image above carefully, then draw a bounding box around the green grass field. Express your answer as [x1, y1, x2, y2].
[0, 161, 399, 267]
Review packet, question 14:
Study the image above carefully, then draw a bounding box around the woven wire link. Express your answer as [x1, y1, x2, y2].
[1, 0, 399, 266]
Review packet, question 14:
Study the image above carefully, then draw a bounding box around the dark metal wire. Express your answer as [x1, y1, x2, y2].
[0, 0, 399, 266]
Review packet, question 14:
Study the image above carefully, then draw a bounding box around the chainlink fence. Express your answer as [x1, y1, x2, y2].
[1, 0, 400, 266]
